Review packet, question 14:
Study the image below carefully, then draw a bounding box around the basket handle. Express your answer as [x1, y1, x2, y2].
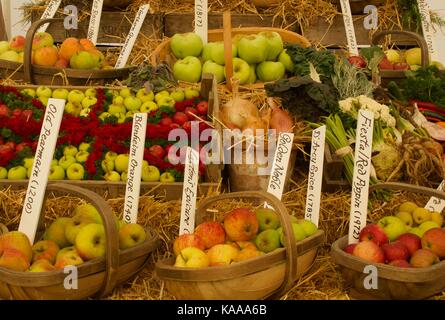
[45, 183, 119, 298]
[196, 190, 298, 299]
[371, 30, 430, 67]
[370, 182, 445, 199]
[24, 18, 64, 84]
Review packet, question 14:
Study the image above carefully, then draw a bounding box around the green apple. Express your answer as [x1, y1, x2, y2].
[170, 32, 203, 59]
[209, 41, 237, 65]
[202, 60, 225, 83]
[125, 111, 135, 118]
[117, 114, 127, 124]
[201, 42, 215, 62]
[408, 227, 423, 238]
[121, 171, 128, 181]
[75, 151, 89, 163]
[74, 203, 102, 225]
[185, 88, 200, 100]
[113, 95, 124, 105]
[58, 155, 76, 170]
[66, 163, 85, 180]
[23, 157, 34, 169]
[105, 151, 118, 162]
[237, 34, 268, 64]
[52, 88, 69, 100]
[104, 171, 121, 182]
[278, 223, 306, 247]
[21, 88, 36, 98]
[160, 172, 175, 183]
[119, 223, 146, 249]
[67, 90, 85, 104]
[419, 221, 440, 235]
[278, 49, 294, 73]
[119, 88, 132, 98]
[0, 50, 19, 62]
[0, 41, 9, 54]
[136, 88, 154, 102]
[142, 160, 149, 168]
[75, 224, 106, 260]
[51, 159, 58, 167]
[85, 88, 96, 97]
[173, 56, 202, 83]
[155, 90, 170, 103]
[39, 96, 49, 106]
[297, 219, 318, 237]
[385, 49, 401, 63]
[101, 159, 114, 173]
[377, 216, 407, 241]
[259, 31, 283, 61]
[157, 96, 176, 108]
[254, 229, 280, 253]
[48, 165, 65, 180]
[170, 90, 185, 102]
[98, 112, 111, 121]
[7, 166, 27, 179]
[63, 145, 78, 157]
[124, 96, 142, 111]
[108, 103, 126, 115]
[43, 217, 71, 248]
[255, 208, 280, 231]
[36, 86, 52, 98]
[141, 165, 161, 182]
[140, 101, 159, 113]
[405, 47, 421, 66]
[248, 64, 257, 84]
[64, 102, 82, 116]
[256, 61, 285, 82]
[114, 154, 129, 173]
[227, 58, 250, 85]
[27, 166, 33, 179]
[0, 167, 7, 179]
[81, 96, 97, 109]
[78, 142, 90, 152]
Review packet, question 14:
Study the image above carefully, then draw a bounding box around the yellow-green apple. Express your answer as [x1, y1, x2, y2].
[108, 103, 126, 115]
[237, 34, 267, 64]
[121, 171, 127, 181]
[419, 221, 440, 235]
[78, 142, 90, 152]
[408, 227, 423, 238]
[277, 223, 306, 246]
[51, 159, 58, 167]
[65, 213, 97, 245]
[66, 163, 85, 180]
[36, 86, 52, 98]
[256, 61, 285, 82]
[64, 101, 82, 116]
[278, 49, 294, 73]
[158, 96, 176, 108]
[160, 172, 175, 183]
[297, 219, 318, 237]
[59, 155, 76, 170]
[421, 228, 445, 258]
[389, 259, 411, 268]
[67, 89, 85, 104]
[259, 31, 283, 61]
[255, 208, 280, 231]
[0, 167, 7, 179]
[140, 101, 158, 113]
[43, 217, 72, 248]
[101, 159, 114, 173]
[32, 240, 60, 263]
[396, 211, 413, 228]
[104, 171, 121, 182]
[75, 223, 106, 260]
[118, 223, 146, 249]
[384, 49, 400, 63]
[201, 42, 215, 62]
[48, 165, 65, 180]
[405, 47, 421, 66]
[395, 233, 421, 256]
[39, 96, 49, 106]
[173, 56, 202, 83]
[85, 88, 96, 97]
[0, 231, 33, 261]
[54, 247, 84, 269]
[377, 216, 407, 241]
[136, 88, 154, 102]
[381, 242, 410, 262]
[81, 96, 97, 109]
[105, 151, 118, 162]
[141, 165, 160, 182]
[114, 154, 129, 173]
[0, 248, 30, 271]
[194, 221, 226, 249]
[21, 88, 36, 98]
[52, 88, 69, 100]
[206, 244, 239, 266]
[0, 41, 9, 54]
[174, 247, 209, 268]
[209, 41, 237, 65]
[75, 151, 89, 163]
[32, 32, 54, 50]
[113, 95, 124, 105]
[154, 90, 170, 103]
[352, 241, 385, 263]
[255, 229, 281, 253]
[70, 51, 97, 69]
[63, 145, 78, 157]
[124, 96, 142, 111]
[98, 112, 110, 121]
[28, 259, 56, 272]
[170, 32, 203, 59]
[0, 50, 19, 62]
[202, 60, 225, 83]
[227, 58, 250, 85]
[119, 87, 132, 98]
[248, 64, 257, 84]
[7, 166, 27, 179]
[170, 89, 185, 102]
[74, 203, 102, 224]
[412, 208, 431, 225]
[184, 88, 200, 100]
[431, 211, 443, 227]
[9, 35, 25, 52]
[410, 248, 439, 267]
[173, 233, 205, 256]
[399, 201, 418, 214]
[224, 208, 259, 241]
[22, 157, 34, 169]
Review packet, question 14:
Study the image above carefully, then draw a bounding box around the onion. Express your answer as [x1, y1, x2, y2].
[242, 115, 269, 135]
[269, 107, 294, 134]
[220, 97, 258, 129]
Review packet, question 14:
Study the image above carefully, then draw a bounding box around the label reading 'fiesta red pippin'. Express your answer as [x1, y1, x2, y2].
[195, 0, 208, 44]
[179, 147, 200, 235]
[123, 113, 148, 224]
[87, 0, 104, 45]
[18, 99, 65, 244]
[348, 110, 374, 244]
[37, 0, 62, 33]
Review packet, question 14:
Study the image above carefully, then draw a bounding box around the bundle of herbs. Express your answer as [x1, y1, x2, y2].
[123, 63, 177, 92]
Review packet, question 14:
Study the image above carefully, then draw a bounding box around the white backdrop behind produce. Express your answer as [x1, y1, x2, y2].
[1, 0, 31, 39]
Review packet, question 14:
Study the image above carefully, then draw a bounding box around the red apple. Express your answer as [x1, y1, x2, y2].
[159, 117, 173, 127]
[344, 243, 357, 254]
[421, 228, 445, 258]
[169, 123, 180, 130]
[172, 112, 188, 126]
[173, 234, 205, 256]
[393, 62, 410, 70]
[352, 241, 385, 263]
[194, 221, 226, 249]
[21, 109, 33, 121]
[9, 35, 25, 52]
[348, 55, 367, 68]
[15, 142, 28, 153]
[389, 259, 411, 268]
[382, 242, 410, 262]
[182, 121, 192, 132]
[396, 233, 421, 256]
[359, 224, 389, 246]
[379, 57, 394, 70]
[410, 249, 440, 268]
[4, 141, 15, 150]
[12, 109, 22, 118]
[196, 101, 208, 115]
[148, 145, 165, 159]
[184, 107, 198, 120]
[223, 208, 259, 241]
[0, 104, 9, 117]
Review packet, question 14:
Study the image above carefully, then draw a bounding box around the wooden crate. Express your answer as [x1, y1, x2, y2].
[322, 144, 350, 192]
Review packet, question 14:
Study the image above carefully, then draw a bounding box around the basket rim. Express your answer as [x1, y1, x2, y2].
[155, 230, 324, 282]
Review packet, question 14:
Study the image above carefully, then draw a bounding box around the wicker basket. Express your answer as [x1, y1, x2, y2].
[155, 191, 324, 300]
[331, 182, 445, 300]
[0, 18, 134, 85]
[0, 183, 160, 300]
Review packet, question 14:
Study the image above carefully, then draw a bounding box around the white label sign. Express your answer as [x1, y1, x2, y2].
[179, 147, 200, 235]
[37, 0, 62, 33]
[348, 110, 374, 244]
[339, 0, 359, 56]
[304, 126, 326, 227]
[195, 0, 208, 44]
[115, 4, 150, 69]
[418, 0, 445, 64]
[123, 113, 148, 224]
[87, 0, 104, 45]
[266, 133, 295, 203]
[18, 99, 65, 244]
[425, 180, 445, 212]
